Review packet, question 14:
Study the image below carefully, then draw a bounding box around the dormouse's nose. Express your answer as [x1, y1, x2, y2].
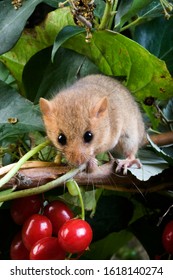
[66, 152, 87, 167]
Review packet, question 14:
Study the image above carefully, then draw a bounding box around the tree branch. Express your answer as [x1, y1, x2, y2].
[1, 160, 173, 201]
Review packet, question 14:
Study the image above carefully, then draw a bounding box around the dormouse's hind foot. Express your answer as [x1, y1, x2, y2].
[116, 156, 142, 175]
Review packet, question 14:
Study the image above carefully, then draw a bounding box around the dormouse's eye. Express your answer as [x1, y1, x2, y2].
[83, 131, 93, 143]
[58, 133, 67, 146]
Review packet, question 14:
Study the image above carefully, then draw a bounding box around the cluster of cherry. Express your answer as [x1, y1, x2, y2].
[10, 195, 93, 260]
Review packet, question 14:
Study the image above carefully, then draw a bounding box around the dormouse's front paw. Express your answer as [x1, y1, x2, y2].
[116, 157, 142, 175]
[85, 155, 116, 176]
[86, 158, 99, 173]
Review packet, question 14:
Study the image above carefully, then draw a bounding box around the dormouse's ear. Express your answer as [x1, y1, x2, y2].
[90, 97, 108, 118]
[39, 98, 52, 115]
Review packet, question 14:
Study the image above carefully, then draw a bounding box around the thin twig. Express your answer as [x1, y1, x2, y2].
[0, 164, 86, 202]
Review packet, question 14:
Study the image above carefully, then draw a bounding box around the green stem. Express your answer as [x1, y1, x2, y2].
[0, 140, 50, 189]
[99, 0, 114, 30]
[66, 179, 85, 220]
[120, 16, 142, 32]
[0, 164, 86, 202]
[107, 0, 119, 30]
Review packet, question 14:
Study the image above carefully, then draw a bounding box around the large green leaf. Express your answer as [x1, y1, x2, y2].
[53, 26, 132, 77]
[56, 28, 173, 100]
[0, 7, 74, 93]
[22, 47, 52, 102]
[0, 0, 42, 54]
[52, 27, 173, 126]
[134, 17, 173, 75]
[23, 47, 100, 103]
[0, 81, 44, 143]
[83, 231, 133, 260]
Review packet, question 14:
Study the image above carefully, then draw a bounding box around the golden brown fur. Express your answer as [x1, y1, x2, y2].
[39, 74, 145, 173]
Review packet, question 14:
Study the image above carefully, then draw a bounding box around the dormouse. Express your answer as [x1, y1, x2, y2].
[40, 74, 145, 174]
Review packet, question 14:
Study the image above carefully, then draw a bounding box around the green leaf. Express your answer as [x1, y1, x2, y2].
[60, 189, 97, 212]
[134, 17, 173, 75]
[52, 25, 85, 61]
[0, 0, 42, 54]
[94, 0, 105, 19]
[138, 0, 163, 17]
[129, 149, 169, 181]
[115, 0, 154, 29]
[115, 0, 167, 33]
[0, 7, 74, 93]
[52, 28, 173, 127]
[58, 29, 131, 77]
[23, 47, 99, 103]
[59, 29, 173, 100]
[22, 47, 52, 102]
[0, 81, 44, 143]
[83, 231, 133, 260]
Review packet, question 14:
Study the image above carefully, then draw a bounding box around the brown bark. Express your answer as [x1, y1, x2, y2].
[1, 160, 173, 194]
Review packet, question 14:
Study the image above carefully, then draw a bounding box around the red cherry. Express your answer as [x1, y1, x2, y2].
[30, 237, 66, 260]
[10, 231, 29, 260]
[162, 220, 173, 254]
[58, 219, 93, 253]
[44, 200, 74, 235]
[22, 214, 52, 250]
[10, 195, 42, 225]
